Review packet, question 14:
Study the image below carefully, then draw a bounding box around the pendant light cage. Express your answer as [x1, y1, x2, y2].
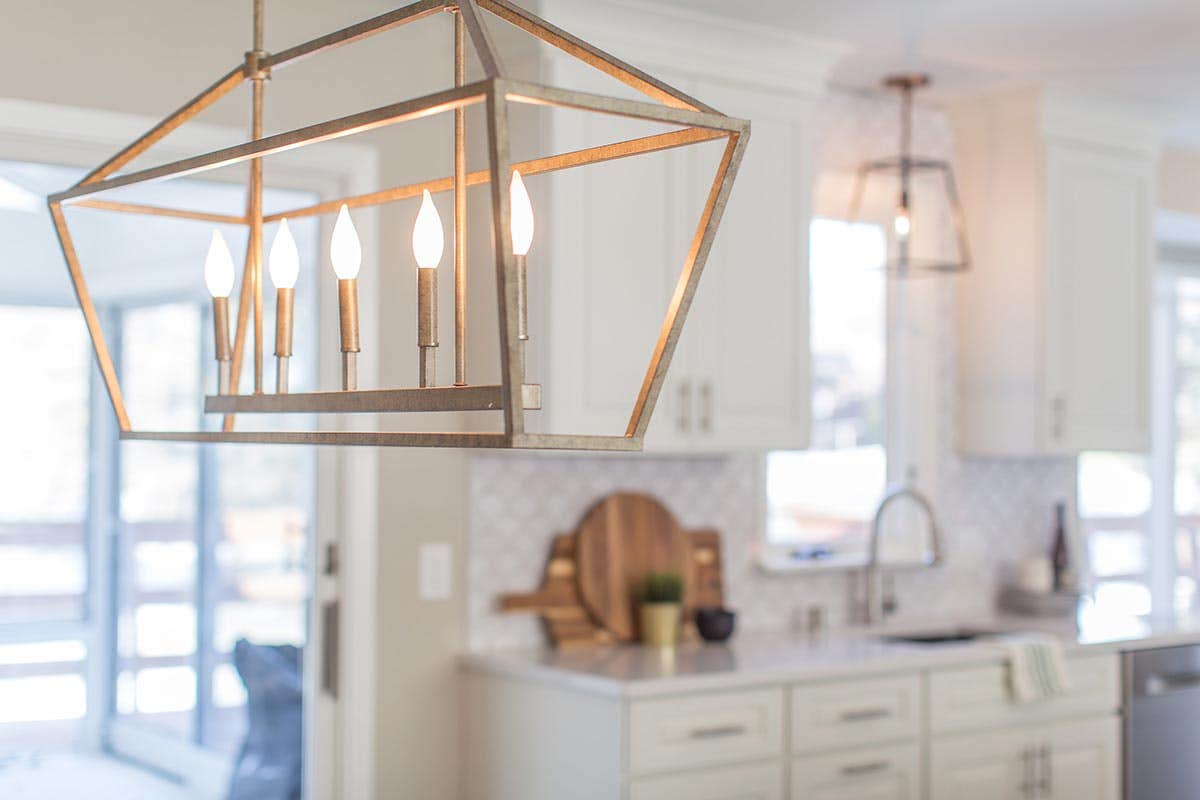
[848, 73, 971, 276]
[47, 0, 749, 450]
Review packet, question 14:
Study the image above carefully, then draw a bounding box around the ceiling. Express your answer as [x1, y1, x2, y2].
[641, 0, 1200, 144]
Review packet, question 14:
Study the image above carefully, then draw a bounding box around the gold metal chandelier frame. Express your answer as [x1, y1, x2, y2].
[47, 0, 748, 450]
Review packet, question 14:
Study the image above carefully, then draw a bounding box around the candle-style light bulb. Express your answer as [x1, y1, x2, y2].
[331, 204, 361, 390]
[205, 230, 235, 394]
[269, 219, 299, 393]
[510, 171, 535, 381]
[893, 195, 911, 241]
[510, 170, 534, 257]
[205, 229, 235, 299]
[413, 189, 443, 387]
[331, 204, 362, 280]
[413, 189, 444, 269]
[268, 218, 299, 289]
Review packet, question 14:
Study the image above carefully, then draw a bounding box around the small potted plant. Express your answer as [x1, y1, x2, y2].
[638, 571, 684, 648]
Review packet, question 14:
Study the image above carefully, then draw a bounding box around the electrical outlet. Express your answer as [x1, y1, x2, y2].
[418, 542, 452, 601]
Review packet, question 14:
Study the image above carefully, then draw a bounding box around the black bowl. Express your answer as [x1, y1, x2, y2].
[695, 606, 736, 642]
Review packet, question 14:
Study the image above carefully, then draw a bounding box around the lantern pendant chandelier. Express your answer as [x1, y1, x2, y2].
[48, 0, 748, 450]
[848, 73, 970, 275]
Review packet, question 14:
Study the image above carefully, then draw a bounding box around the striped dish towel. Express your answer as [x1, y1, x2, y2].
[998, 633, 1073, 703]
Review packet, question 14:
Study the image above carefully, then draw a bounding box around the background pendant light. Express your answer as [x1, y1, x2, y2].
[848, 73, 971, 276]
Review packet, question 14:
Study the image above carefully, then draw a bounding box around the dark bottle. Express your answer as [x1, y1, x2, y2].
[1051, 501, 1069, 593]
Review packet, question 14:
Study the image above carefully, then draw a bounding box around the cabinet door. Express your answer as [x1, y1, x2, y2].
[930, 728, 1033, 800]
[793, 743, 920, 800]
[682, 79, 812, 450]
[1044, 142, 1152, 452]
[1041, 715, 1120, 800]
[540, 58, 691, 446]
[628, 761, 784, 800]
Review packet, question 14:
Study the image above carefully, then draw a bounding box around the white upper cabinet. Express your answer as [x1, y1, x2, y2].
[679, 80, 813, 451]
[949, 88, 1160, 455]
[529, 5, 832, 451]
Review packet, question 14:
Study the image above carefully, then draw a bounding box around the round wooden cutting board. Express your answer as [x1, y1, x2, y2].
[575, 493, 692, 641]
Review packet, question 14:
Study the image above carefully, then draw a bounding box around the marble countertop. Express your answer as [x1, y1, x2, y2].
[461, 611, 1200, 699]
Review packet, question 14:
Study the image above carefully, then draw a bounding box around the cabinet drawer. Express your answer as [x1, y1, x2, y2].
[629, 761, 784, 800]
[791, 674, 922, 753]
[628, 688, 784, 776]
[929, 653, 1119, 734]
[792, 743, 921, 800]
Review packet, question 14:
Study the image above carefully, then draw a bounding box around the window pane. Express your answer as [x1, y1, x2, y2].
[1092, 580, 1152, 617]
[0, 307, 89, 626]
[116, 303, 200, 740]
[203, 448, 311, 755]
[767, 219, 886, 556]
[0, 640, 88, 752]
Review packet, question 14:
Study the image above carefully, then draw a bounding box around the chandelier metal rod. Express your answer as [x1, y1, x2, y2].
[120, 429, 643, 451]
[76, 66, 245, 188]
[260, 126, 724, 223]
[48, 84, 490, 205]
[454, 9, 468, 386]
[72, 199, 247, 225]
[262, 0, 449, 72]
[476, 0, 714, 113]
[204, 382, 541, 414]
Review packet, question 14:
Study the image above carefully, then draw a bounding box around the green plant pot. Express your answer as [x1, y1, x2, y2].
[640, 602, 681, 648]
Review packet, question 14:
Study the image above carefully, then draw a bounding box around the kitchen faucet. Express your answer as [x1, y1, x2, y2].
[863, 483, 943, 625]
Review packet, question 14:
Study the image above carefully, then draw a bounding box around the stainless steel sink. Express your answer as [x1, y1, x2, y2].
[882, 628, 996, 645]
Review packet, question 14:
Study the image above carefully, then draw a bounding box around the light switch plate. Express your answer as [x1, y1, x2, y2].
[418, 542, 453, 601]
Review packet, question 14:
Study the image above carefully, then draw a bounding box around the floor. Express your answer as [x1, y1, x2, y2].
[0, 752, 189, 800]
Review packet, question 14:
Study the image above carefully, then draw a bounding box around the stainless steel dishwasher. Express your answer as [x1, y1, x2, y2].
[1125, 645, 1200, 799]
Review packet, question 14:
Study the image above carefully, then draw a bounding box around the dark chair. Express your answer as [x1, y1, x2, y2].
[227, 639, 303, 800]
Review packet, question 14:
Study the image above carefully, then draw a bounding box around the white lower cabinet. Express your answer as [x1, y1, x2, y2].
[930, 715, 1120, 800]
[792, 743, 921, 800]
[1042, 716, 1121, 800]
[465, 653, 1124, 800]
[629, 762, 785, 800]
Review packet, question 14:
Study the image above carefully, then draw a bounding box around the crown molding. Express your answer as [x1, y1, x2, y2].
[529, 0, 844, 96]
[948, 85, 1166, 157]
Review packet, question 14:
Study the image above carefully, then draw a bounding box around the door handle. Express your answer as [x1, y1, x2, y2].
[1020, 747, 1035, 798]
[1051, 395, 1065, 439]
[321, 599, 340, 698]
[1038, 744, 1051, 796]
[840, 760, 889, 776]
[677, 380, 691, 434]
[688, 723, 746, 739]
[839, 707, 891, 722]
[698, 380, 713, 433]
[1146, 671, 1200, 695]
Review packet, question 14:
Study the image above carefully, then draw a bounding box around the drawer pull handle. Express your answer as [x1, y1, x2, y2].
[841, 760, 890, 777]
[688, 724, 747, 740]
[839, 707, 891, 722]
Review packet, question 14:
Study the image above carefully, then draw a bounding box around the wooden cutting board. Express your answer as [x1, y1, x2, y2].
[575, 493, 693, 641]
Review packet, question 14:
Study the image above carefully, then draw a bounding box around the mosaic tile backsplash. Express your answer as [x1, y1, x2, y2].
[466, 91, 1078, 652]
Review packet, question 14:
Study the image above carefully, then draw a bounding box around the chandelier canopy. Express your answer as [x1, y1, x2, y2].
[48, 0, 748, 450]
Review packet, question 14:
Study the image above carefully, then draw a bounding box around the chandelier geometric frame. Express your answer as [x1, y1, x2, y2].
[47, 0, 749, 450]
